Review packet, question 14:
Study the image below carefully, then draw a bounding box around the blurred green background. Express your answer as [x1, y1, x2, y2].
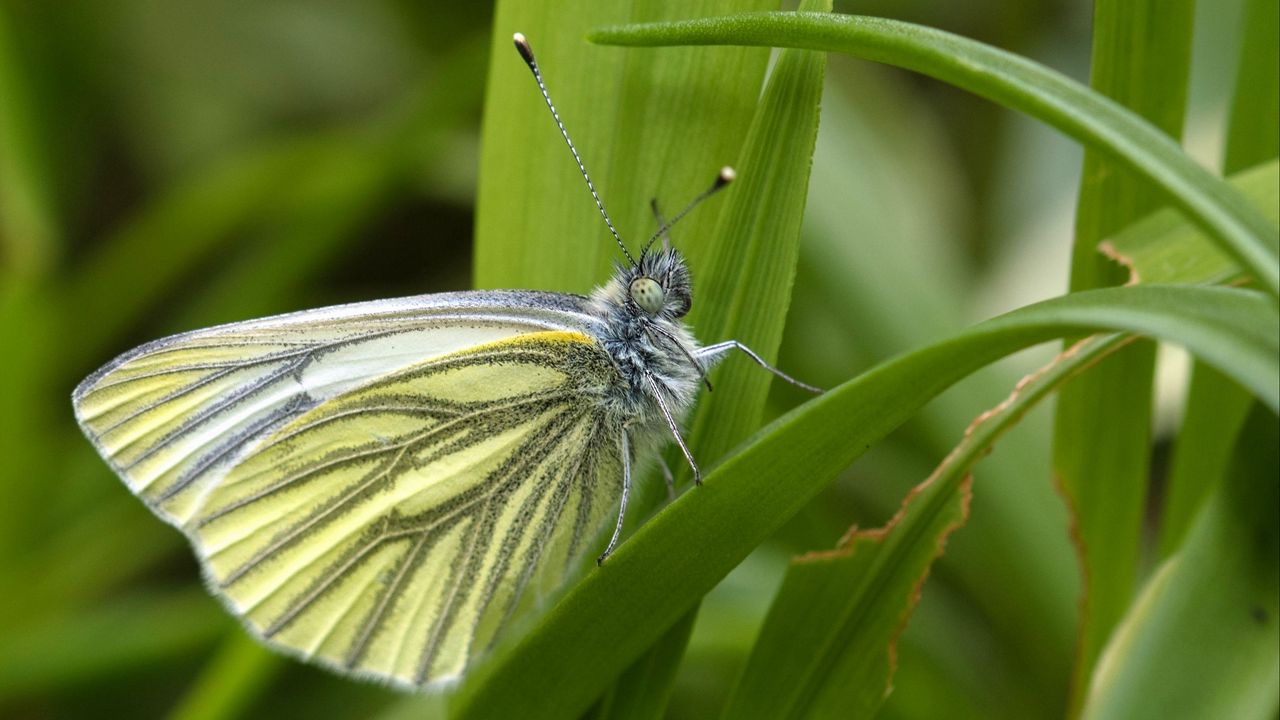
[0, 0, 1258, 717]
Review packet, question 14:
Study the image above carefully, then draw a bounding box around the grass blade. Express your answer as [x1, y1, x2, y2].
[682, 0, 829, 469]
[1054, 2, 1193, 706]
[589, 12, 1280, 297]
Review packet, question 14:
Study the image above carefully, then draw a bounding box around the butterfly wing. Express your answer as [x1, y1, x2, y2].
[73, 291, 625, 688]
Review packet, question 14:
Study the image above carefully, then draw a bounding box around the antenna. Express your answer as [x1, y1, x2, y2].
[641, 167, 735, 255]
[513, 32, 635, 266]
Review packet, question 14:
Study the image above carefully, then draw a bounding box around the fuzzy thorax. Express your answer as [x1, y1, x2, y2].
[587, 249, 705, 433]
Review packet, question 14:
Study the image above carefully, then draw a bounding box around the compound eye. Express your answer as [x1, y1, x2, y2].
[630, 277, 665, 314]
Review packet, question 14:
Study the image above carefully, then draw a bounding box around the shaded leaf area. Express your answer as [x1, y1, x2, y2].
[167, 634, 283, 720]
[1082, 404, 1279, 720]
[1223, 0, 1280, 175]
[585, 611, 698, 720]
[448, 283, 1276, 720]
[588, 11, 1279, 297]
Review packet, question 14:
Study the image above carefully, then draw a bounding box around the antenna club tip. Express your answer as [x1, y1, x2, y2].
[716, 166, 736, 187]
[513, 32, 535, 64]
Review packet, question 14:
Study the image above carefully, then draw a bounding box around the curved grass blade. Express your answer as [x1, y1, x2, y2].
[723, 333, 1128, 719]
[589, 12, 1280, 298]
[451, 284, 1278, 720]
[735, 156, 1275, 708]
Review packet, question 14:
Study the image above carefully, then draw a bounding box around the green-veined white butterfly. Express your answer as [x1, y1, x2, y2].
[72, 33, 817, 690]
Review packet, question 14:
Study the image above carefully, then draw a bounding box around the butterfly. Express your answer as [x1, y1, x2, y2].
[72, 32, 817, 690]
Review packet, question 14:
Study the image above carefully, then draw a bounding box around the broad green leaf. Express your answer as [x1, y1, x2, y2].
[683, 0, 829, 471]
[636, 0, 829, 706]
[1062, 158, 1276, 635]
[588, 12, 1280, 297]
[724, 333, 1127, 719]
[471, 1, 776, 717]
[474, 0, 773, 292]
[1082, 404, 1279, 720]
[450, 284, 1278, 720]
[1070, 0, 1195, 287]
[1056, 2, 1193, 706]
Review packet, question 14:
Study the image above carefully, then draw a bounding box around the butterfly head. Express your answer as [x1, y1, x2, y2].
[626, 248, 692, 319]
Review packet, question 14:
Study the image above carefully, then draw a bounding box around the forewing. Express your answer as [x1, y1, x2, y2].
[72, 290, 602, 525]
[192, 331, 623, 687]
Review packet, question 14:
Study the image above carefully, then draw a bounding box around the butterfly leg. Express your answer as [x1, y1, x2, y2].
[696, 340, 823, 394]
[644, 372, 702, 486]
[599, 425, 632, 565]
